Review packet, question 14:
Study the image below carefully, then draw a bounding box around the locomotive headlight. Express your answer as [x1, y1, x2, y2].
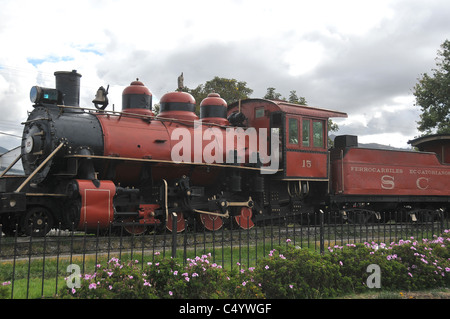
[30, 86, 61, 105]
[29, 86, 41, 103]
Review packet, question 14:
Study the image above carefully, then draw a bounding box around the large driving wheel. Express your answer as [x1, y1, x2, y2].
[199, 213, 224, 231]
[123, 218, 147, 235]
[234, 207, 255, 230]
[22, 206, 54, 236]
[166, 212, 185, 233]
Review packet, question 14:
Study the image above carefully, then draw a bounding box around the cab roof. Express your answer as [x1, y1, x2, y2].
[228, 98, 348, 119]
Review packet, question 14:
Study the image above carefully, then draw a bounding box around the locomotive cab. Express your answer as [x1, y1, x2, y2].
[227, 99, 347, 180]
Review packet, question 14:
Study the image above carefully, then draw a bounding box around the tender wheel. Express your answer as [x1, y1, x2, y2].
[345, 208, 378, 224]
[22, 206, 54, 236]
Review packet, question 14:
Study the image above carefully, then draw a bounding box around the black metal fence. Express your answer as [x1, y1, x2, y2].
[1, 209, 449, 299]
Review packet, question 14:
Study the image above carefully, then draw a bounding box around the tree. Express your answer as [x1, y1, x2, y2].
[264, 88, 307, 105]
[288, 90, 307, 105]
[413, 39, 450, 135]
[181, 76, 253, 111]
[264, 87, 283, 100]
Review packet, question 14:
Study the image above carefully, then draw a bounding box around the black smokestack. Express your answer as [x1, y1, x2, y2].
[54, 70, 82, 107]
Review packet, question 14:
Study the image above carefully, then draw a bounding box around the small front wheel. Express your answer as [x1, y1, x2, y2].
[22, 206, 54, 236]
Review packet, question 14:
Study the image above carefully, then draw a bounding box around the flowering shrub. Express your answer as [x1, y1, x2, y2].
[324, 242, 412, 292]
[57, 230, 450, 299]
[1, 281, 10, 299]
[144, 253, 263, 299]
[252, 246, 352, 298]
[324, 229, 450, 293]
[59, 252, 264, 299]
[380, 232, 450, 290]
[59, 257, 158, 299]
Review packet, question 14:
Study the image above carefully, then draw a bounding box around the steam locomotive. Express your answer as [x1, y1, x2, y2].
[0, 70, 449, 236]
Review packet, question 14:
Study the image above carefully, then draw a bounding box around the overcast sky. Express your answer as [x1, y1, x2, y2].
[0, 0, 449, 150]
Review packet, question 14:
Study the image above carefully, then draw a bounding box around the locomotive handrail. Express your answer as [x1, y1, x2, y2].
[56, 104, 231, 129]
[14, 142, 65, 193]
[65, 153, 282, 173]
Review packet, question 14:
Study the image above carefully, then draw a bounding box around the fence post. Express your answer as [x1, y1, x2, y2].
[319, 210, 324, 254]
[172, 212, 177, 259]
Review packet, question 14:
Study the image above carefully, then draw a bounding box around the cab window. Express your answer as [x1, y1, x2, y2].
[313, 121, 324, 148]
[255, 107, 265, 118]
[288, 118, 298, 144]
[302, 119, 310, 147]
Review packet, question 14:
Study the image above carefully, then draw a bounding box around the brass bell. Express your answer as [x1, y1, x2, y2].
[92, 85, 109, 110]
